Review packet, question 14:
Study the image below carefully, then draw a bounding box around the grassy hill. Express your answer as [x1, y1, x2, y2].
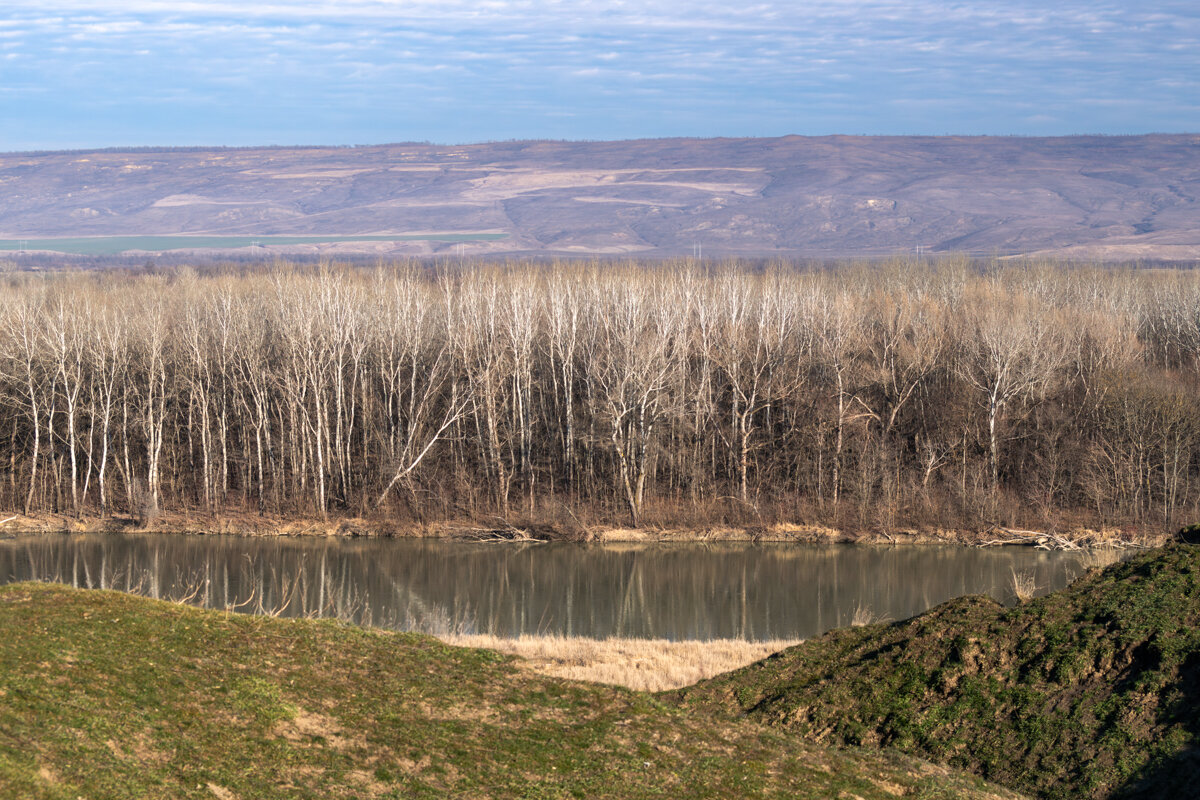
[676, 546, 1200, 799]
[8, 546, 1198, 799]
[0, 582, 1017, 800]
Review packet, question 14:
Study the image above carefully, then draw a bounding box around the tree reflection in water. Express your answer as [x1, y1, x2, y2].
[0, 534, 1118, 641]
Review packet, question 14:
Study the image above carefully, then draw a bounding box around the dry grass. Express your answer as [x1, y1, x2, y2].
[851, 604, 888, 627]
[1010, 569, 1038, 603]
[440, 634, 800, 692]
[0, 509, 1170, 549]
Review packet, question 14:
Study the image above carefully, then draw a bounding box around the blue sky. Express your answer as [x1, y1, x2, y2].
[1, 0, 1198, 150]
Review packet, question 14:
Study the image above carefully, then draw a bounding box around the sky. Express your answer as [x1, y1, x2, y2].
[0, 1, 1198, 151]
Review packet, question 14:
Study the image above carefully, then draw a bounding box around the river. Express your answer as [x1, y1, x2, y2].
[0, 533, 1119, 640]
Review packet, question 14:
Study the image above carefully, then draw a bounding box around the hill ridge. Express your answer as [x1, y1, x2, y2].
[2, 134, 1197, 259]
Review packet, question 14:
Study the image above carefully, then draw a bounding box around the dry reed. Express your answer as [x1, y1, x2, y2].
[1010, 569, 1038, 603]
[440, 634, 799, 692]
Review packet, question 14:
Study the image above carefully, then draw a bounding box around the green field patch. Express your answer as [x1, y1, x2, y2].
[0, 233, 507, 255]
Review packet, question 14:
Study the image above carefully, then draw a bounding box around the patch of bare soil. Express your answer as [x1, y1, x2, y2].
[276, 709, 366, 752]
[206, 783, 237, 800]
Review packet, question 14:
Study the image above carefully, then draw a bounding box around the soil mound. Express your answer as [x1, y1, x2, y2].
[677, 546, 1200, 799]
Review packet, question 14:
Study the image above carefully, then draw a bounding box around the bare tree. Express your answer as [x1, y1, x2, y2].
[0, 259, 1192, 536]
[956, 288, 1066, 492]
[588, 273, 685, 526]
[375, 272, 467, 509]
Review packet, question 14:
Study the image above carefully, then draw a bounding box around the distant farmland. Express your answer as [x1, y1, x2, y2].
[0, 233, 507, 255]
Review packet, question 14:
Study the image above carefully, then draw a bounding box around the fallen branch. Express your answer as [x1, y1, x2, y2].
[448, 523, 547, 544]
[978, 526, 1153, 551]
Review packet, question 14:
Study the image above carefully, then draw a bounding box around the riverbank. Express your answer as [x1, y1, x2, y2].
[0, 581, 1020, 800]
[0, 509, 1165, 549]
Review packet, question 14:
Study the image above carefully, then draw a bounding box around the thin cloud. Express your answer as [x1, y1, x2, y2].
[0, 0, 1197, 149]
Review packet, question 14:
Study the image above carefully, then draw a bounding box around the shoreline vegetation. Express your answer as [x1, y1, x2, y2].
[0, 258, 1196, 545]
[0, 509, 1165, 549]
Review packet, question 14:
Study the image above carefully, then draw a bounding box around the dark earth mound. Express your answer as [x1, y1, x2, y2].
[676, 545, 1200, 799]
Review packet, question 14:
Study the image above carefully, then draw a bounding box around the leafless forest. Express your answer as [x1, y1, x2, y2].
[1, 259, 1197, 534]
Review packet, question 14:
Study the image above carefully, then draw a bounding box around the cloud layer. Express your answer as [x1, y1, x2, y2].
[1, 1, 1197, 149]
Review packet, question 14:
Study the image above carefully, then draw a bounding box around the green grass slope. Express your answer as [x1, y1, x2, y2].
[0, 583, 1018, 800]
[676, 546, 1200, 800]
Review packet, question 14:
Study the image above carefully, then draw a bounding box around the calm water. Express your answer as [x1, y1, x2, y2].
[0, 534, 1119, 641]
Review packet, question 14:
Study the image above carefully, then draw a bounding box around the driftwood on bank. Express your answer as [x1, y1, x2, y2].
[978, 526, 1153, 551]
[447, 523, 550, 544]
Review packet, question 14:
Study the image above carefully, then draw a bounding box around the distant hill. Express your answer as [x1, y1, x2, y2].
[1, 135, 1198, 259]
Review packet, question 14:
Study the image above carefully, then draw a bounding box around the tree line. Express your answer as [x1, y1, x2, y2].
[0, 259, 1197, 534]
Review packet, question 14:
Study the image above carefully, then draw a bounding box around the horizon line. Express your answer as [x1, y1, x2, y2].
[4, 131, 1199, 158]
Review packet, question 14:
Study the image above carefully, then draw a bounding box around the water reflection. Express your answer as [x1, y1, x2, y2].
[0, 534, 1120, 641]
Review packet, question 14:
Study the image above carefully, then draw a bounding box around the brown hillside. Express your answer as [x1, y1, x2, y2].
[2, 135, 1198, 258]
